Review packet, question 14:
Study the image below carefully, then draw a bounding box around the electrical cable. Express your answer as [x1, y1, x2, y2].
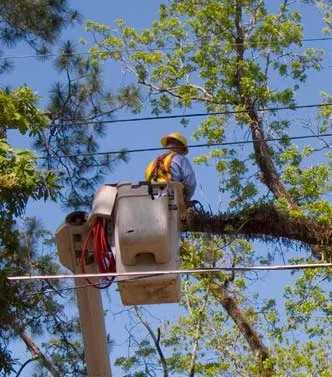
[40, 102, 332, 128]
[1, 36, 332, 60]
[24, 270, 183, 296]
[25, 282, 110, 296]
[7, 262, 332, 282]
[36, 131, 332, 160]
[22, 264, 332, 297]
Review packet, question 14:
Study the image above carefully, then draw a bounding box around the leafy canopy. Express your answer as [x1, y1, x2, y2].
[86, 1, 332, 376]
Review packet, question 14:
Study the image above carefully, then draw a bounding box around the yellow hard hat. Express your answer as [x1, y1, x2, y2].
[161, 132, 188, 154]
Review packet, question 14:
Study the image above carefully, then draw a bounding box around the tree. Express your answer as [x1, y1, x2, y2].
[0, 87, 66, 376]
[34, 40, 142, 208]
[0, 215, 87, 377]
[0, 0, 80, 75]
[0, 2, 88, 375]
[87, 1, 332, 375]
[0, 2, 116, 375]
[0, 0, 146, 373]
[0, 87, 58, 235]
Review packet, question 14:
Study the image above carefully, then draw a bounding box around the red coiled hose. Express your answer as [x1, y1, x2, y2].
[81, 218, 116, 288]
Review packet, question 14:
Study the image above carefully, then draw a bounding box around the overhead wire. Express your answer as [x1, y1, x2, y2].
[25, 281, 107, 296]
[32, 102, 332, 161]
[21, 262, 332, 297]
[41, 103, 332, 128]
[36, 132, 332, 160]
[7, 262, 332, 282]
[1, 36, 332, 61]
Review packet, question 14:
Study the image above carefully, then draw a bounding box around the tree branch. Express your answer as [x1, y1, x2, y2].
[232, 0, 296, 209]
[188, 281, 211, 377]
[12, 322, 62, 377]
[15, 357, 38, 377]
[211, 284, 274, 377]
[134, 306, 169, 377]
[138, 79, 217, 105]
[248, 107, 296, 208]
[185, 205, 332, 258]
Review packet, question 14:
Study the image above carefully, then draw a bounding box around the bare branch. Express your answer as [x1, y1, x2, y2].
[138, 79, 217, 105]
[134, 306, 169, 377]
[15, 357, 38, 377]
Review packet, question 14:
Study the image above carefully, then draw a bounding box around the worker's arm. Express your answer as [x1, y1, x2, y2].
[171, 154, 197, 200]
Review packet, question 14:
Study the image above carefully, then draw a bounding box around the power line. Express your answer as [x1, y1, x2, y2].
[7, 263, 332, 282]
[25, 282, 103, 296]
[34, 103, 332, 160]
[25, 272, 181, 296]
[24, 264, 332, 297]
[43, 103, 332, 128]
[37, 132, 332, 160]
[1, 36, 332, 61]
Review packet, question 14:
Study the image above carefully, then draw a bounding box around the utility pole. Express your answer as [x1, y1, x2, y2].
[56, 211, 112, 377]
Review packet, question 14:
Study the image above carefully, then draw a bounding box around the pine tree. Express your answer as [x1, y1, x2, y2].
[34, 40, 141, 208]
[0, 0, 142, 373]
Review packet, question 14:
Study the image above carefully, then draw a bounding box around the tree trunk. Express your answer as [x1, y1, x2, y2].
[211, 285, 274, 377]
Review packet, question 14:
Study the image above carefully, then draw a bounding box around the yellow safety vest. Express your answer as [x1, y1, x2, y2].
[145, 152, 176, 182]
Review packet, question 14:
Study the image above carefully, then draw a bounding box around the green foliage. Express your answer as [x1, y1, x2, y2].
[0, 138, 58, 215]
[0, 88, 59, 219]
[0, 87, 48, 135]
[113, 236, 332, 377]
[0, 0, 80, 76]
[0, 88, 59, 300]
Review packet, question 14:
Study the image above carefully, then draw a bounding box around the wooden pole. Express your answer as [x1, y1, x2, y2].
[56, 212, 112, 377]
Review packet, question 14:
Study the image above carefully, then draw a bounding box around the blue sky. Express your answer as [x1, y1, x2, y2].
[5, 1, 332, 375]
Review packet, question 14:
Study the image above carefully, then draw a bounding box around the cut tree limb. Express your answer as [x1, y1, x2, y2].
[185, 205, 332, 258]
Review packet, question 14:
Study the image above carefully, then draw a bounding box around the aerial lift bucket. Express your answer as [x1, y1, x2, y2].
[113, 181, 183, 305]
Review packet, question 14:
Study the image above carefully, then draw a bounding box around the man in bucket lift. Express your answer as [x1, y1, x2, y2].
[145, 132, 196, 206]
